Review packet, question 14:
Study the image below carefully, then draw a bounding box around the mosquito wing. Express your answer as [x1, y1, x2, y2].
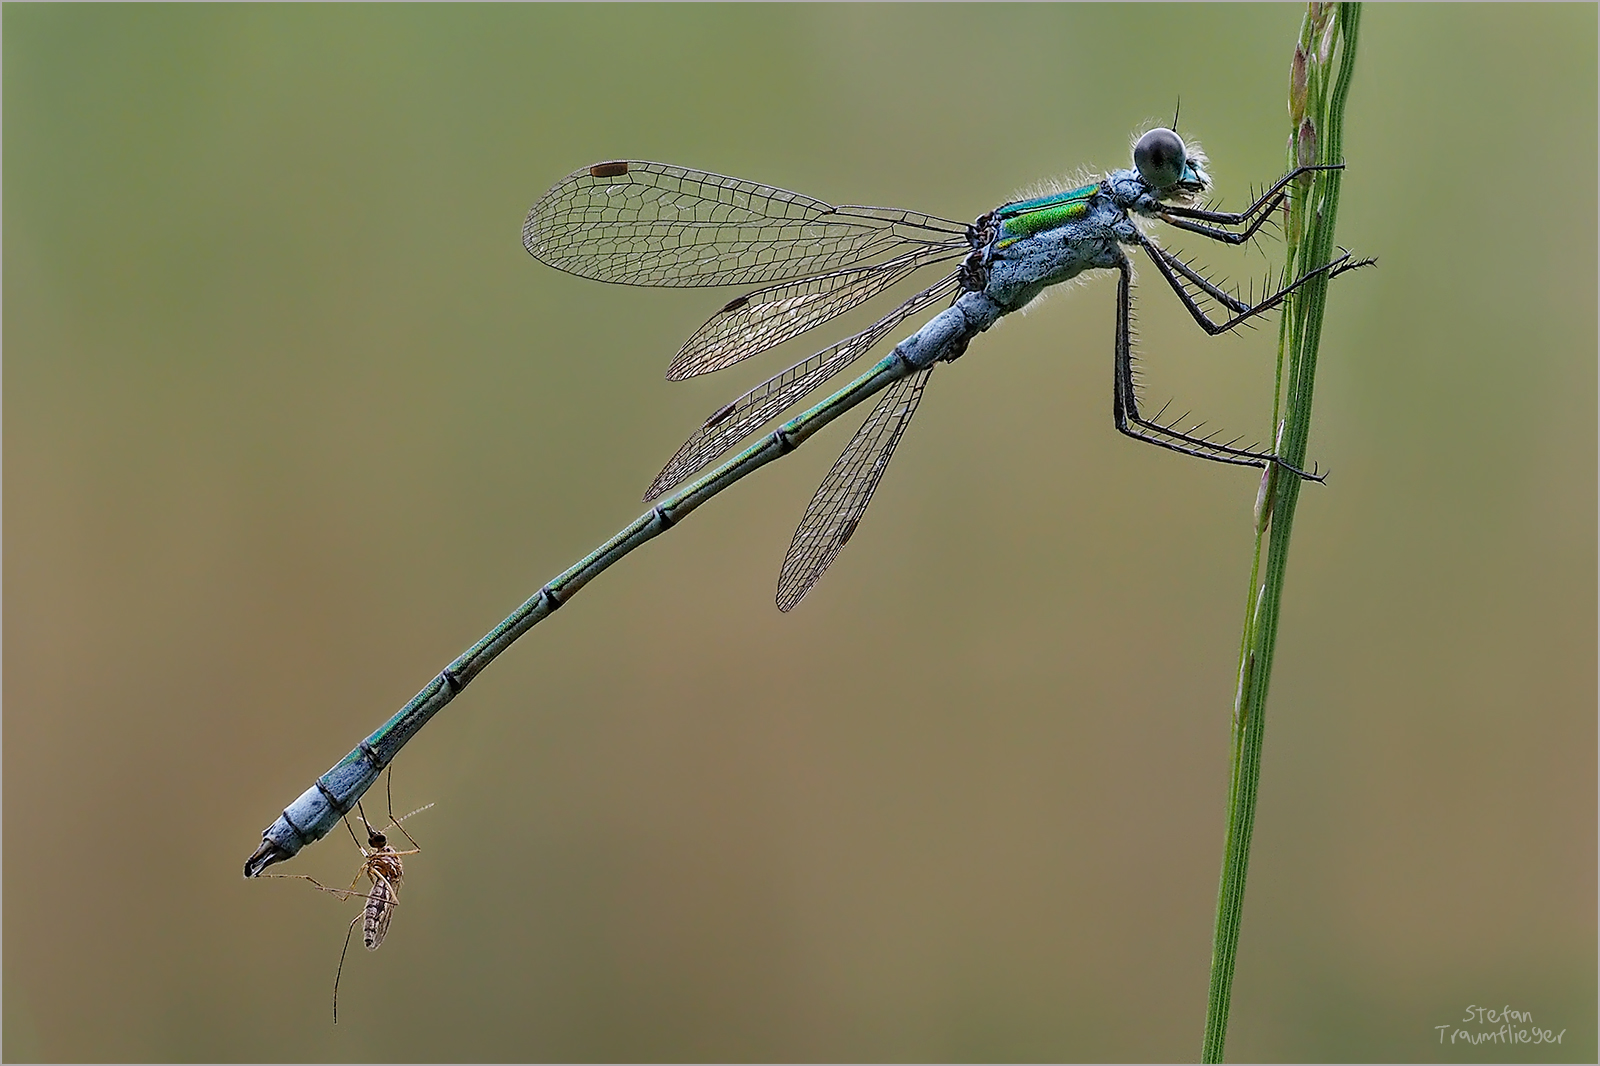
[524, 160, 968, 289]
[776, 365, 932, 612]
[645, 272, 960, 501]
[361, 874, 398, 951]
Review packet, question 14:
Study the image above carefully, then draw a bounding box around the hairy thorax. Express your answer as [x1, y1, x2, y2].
[983, 193, 1135, 313]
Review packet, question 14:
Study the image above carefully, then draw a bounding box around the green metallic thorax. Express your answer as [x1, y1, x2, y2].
[994, 181, 1101, 247]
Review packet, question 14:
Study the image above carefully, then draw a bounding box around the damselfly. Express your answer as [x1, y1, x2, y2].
[264, 773, 432, 1022]
[246, 126, 1368, 878]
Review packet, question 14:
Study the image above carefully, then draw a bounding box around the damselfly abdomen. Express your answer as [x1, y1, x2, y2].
[246, 126, 1369, 879]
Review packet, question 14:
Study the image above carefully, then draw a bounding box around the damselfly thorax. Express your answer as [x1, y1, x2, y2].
[246, 125, 1370, 884]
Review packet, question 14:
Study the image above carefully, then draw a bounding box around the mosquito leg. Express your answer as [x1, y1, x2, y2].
[332, 913, 362, 1024]
[260, 873, 363, 901]
[355, 798, 394, 851]
[382, 769, 424, 852]
[1109, 257, 1323, 481]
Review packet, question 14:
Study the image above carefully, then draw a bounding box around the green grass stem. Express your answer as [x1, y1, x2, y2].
[1201, 5, 1363, 1062]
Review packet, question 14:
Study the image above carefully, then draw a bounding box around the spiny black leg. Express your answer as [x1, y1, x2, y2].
[1138, 232, 1368, 337]
[1157, 201, 1282, 246]
[1151, 164, 1348, 246]
[1154, 248, 1254, 314]
[1110, 256, 1320, 479]
[1160, 163, 1344, 225]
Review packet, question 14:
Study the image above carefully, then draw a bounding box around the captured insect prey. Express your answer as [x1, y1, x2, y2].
[263, 772, 431, 1022]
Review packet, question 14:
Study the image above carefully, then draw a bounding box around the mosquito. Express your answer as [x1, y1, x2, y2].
[264, 772, 432, 1022]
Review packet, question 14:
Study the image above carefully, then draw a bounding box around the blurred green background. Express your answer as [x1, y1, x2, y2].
[5, 5, 1594, 1062]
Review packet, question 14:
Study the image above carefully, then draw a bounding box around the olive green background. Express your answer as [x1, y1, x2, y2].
[6, 5, 1594, 1062]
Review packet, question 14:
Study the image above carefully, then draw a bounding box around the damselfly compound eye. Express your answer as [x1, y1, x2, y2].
[249, 129, 1369, 887]
[1134, 128, 1187, 189]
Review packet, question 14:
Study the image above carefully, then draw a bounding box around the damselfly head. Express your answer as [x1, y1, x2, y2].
[1133, 128, 1209, 199]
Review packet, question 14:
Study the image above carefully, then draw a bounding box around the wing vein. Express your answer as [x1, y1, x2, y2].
[526, 160, 969, 288]
[776, 366, 933, 612]
[644, 272, 960, 500]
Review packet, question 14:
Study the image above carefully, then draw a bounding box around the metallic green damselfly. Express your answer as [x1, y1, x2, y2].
[246, 128, 1366, 878]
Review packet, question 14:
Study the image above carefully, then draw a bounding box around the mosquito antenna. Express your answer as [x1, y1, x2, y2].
[268, 770, 429, 1025]
[397, 803, 435, 824]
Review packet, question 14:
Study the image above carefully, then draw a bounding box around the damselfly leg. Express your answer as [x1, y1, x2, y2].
[1138, 234, 1374, 337]
[1111, 245, 1370, 478]
[1155, 163, 1344, 244]
[247, 125, 1374, 881]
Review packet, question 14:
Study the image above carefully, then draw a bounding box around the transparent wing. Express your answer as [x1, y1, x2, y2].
[362, 875, 398, 951]
[644, 272, 960, 501]
[524, 160, 969, 289]
[666, 246, 965, 380]
[776, 366, 933, 612]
